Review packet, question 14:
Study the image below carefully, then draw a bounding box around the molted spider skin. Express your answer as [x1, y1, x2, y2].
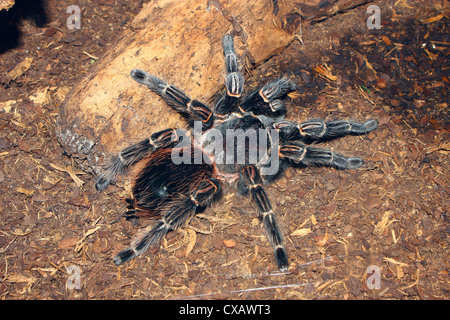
[96, 35, 378, 271]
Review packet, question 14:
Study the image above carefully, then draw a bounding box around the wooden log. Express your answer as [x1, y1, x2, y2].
[56, 0, 300, 174]
[0, 0, 14, 11]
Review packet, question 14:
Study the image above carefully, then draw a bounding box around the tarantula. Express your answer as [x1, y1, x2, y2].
[95, 35, 378, 271]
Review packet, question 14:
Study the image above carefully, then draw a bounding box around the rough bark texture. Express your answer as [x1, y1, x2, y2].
[56, 0, 372, 173]
[0, 0, 14, 11]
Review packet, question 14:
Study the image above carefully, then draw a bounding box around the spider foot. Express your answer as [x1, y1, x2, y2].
[241, 165, 289, 270]
[131, 69, 166, 92]
[114, 248, 136, 266]
[240, 78, 296, 117]
[362, 119, 379, 133]
[95, 138, 153, 191]
[113, 179, 222, 265]
[131, 70, 214, 129]
[95, 156, 126, 191]
[275, 247, 289, 271]
[96, 129, 180, 191]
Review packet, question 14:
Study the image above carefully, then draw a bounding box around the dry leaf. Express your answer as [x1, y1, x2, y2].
[378, 113, 392, 126]
[291, 228, 312, 237]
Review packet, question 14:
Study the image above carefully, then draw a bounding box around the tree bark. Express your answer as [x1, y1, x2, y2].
[0, 0, 14, 11]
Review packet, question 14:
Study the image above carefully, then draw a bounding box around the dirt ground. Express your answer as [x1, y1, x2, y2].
[0, 0, 448, 300]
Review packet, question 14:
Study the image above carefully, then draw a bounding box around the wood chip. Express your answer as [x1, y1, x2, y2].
[423, 14, 443, 24]
[382, 35, 392, 46]
[6, 274, 36, 284]
[314, 63, 338, 82]
[197, 213, 236, 225]
[6, 57, 33, 81]
[58, 237, 78, 249]
[373, 211, 398, 236]
[29, 87, 51, 105]
[16, 187, 34, 197]
[316, 232, 329, 247]
[75, 226, 101, 252]
[223, 239, 236, 248]
[291, 228, 312, 237]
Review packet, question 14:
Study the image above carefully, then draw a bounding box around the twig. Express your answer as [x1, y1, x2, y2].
[83, 51, 99, 60]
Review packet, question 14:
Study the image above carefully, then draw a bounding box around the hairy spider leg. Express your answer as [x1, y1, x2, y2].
[95, 128, 177, 191]
[279, 140, 364, 169]
[240, 78, 296, 118]
[239, 165, 289, 271]
[275, 119, 378, 143]
[130, 69, 214, 129]
[114, 179, 223, 265]
[215, 35, 244, 116]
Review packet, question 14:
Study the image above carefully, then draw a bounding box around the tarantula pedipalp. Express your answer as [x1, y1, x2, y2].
[95, 34, 378, 271]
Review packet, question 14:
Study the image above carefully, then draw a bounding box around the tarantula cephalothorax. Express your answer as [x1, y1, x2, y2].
[95, 35, 378, 271]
